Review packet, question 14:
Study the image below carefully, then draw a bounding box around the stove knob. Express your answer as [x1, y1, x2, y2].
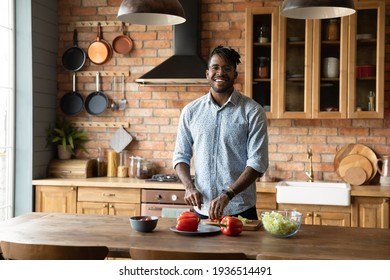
[171, 194, 178, 201]
[155, 194, 162, 200]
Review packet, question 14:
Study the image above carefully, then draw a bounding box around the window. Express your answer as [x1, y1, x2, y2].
[0, 0, 14, 221]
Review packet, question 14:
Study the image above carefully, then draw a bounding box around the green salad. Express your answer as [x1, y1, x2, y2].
[261, 211, 299, 236]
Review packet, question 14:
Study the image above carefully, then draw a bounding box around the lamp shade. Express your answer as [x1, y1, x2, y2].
[117, 0, 186, 25]
[281, 0, 355, 19]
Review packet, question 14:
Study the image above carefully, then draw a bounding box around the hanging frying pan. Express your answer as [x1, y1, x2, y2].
[85, 72, 108, 115]
[112, 22, 133, 55]
[62, 29, 86, 71]
[60, 72, 84, 116]
[87, 23, 112, 65]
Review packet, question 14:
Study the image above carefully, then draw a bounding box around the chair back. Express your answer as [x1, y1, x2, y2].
[130, 246, 246, 260]
[1, 241, 108, 260]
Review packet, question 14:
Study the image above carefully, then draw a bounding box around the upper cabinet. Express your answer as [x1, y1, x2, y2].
[245, 7, 279, 119]
[245, 0, 385, 119]
[347, 1, 385, 119]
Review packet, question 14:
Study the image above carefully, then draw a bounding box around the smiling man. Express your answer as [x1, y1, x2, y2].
[173, 46, 269, 220]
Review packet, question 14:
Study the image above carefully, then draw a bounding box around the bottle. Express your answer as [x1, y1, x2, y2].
[117, 151, 128, 178]
[368, 91, 375, 111]
[326, 19, 339, 41]
[96, 147, 107, 177]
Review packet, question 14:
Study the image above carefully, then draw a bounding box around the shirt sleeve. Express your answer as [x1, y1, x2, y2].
[172, 105, 194, 169]
[246, 105, 269, 174]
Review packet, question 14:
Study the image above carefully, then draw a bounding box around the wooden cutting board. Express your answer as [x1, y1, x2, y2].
[338, 154, 373, 181]
[342, 166, 367, 186]
[201, 219, 262, 231]
[334, 144, 377, 181]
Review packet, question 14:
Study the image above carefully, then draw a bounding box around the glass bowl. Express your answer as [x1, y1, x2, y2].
[260, 210, 302, 238]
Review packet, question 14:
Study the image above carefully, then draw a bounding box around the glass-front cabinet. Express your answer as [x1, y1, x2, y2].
[245, 7, 279, 119]
[347, 1, 385, 119]
[245, 0, 385, 119]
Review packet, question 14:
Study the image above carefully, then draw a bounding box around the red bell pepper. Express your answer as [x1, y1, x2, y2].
[220, 216, 243, 236]
[176, 211, 199, 232]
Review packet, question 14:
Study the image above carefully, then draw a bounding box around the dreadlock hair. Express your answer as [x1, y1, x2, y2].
[208, 46, 241, 70]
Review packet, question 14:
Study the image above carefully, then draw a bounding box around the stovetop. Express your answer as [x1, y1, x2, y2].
[146, 174, 181, 182]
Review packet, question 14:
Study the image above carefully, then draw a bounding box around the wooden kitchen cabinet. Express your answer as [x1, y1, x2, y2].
[278, 204, 351, 227]
[351, 196, 389, 229]
[245, 6, 279, 119]
[256, 192, 277, 212]
[76, 187, 141, 216]
[35, 186, 77, 213]
[245, 0, 385, 119]
[347, 1, 385, 119]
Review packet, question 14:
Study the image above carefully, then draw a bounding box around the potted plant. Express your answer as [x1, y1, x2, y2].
[46, 118, 89, 159]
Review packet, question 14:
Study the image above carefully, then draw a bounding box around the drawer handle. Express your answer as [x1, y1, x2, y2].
[103, 193, 115, 197]
[148, 207, 163, 211]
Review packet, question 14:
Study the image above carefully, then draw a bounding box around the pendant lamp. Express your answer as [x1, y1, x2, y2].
[117, 0, 186, 25]
[281, 0, 355, 19]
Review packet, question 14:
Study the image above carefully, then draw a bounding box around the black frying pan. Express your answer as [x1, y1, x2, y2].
[60, 72, 84, 116]
[62, 29, 86, 71]
[85, 72, 108, 115]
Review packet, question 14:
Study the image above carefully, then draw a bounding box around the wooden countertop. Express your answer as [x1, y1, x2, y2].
[1, 212, 389, 260]
[32, 178, 390, 197]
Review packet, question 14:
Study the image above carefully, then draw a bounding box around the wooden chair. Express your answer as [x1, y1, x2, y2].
[130, 246, 247, 260]
[0, 241, 109, 260]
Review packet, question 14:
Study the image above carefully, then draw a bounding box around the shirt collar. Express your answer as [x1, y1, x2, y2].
[207, 90, 240, 107]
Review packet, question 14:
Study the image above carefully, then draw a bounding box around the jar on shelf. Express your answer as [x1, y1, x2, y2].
[326, 19, 339, 41]
[256, 57, 270, 78]
[257, 25, 270, 43]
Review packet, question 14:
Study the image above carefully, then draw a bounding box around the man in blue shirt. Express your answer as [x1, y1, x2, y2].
[173, 46, 269, 220]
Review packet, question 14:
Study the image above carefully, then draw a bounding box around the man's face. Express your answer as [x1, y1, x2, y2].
[206, 54, 237, 94]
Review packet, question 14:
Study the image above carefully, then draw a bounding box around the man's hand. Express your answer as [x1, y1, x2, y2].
[184, 187, 203, 210]
[208, 194, 229, 220]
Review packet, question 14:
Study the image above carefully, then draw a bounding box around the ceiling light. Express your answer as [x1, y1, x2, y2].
[281, 0, 355, 19]
[117, 0, 186, 25]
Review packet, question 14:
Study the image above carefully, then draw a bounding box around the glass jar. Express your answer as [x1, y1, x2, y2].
[117, 151, 128, 178]
[96, 147, 107, 177]
[136, 158, 154, 179]
[258, 25, 270, 43]
[326, 19, 339, 41]
[257, 57, 270, 78]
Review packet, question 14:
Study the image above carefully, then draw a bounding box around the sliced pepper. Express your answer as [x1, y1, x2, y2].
[176, 211, 199, 232]
[220, 216, 243, 236]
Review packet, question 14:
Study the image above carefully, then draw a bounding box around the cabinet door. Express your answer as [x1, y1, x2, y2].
[311, 17, 349, 119]
[245, 7, 279, 119]
[35, 186, 77, 213]
[347, 1, 385, 118]
[313, 211, 351, 227]
[352, 197, 389, 229]
[108, 203, 140, 216]
[76, 202, 109, 215]
[278, 17, 312, 118]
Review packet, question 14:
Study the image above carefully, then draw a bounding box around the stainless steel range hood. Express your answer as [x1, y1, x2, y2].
[135, 0, 208, 85]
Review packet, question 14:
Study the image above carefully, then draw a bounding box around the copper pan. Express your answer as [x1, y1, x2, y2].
[87, 23, 112, 65]
[112, 22, 133, 55]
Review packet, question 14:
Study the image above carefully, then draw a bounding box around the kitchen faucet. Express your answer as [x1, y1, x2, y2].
[305, 148, 314, 182]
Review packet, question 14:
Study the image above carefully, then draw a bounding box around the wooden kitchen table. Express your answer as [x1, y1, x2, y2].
[0, 212, 390, 260]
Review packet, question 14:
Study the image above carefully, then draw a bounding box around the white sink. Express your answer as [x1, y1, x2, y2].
[276, 181, 351, 206]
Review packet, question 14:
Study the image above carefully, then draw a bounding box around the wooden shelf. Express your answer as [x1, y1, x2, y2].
[71, 122, 130, 128]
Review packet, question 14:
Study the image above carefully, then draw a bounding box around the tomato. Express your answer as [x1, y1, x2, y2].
[176, 211, 199, 232]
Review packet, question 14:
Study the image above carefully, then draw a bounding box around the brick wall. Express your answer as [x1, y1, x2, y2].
[57, 0, 390, 182]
